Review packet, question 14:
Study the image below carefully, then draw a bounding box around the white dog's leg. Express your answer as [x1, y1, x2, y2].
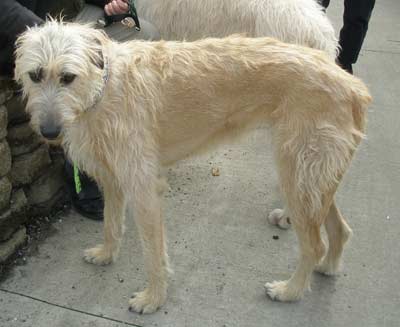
[84, 182, 126, 265]
[268, 207, 291, 229]
[315, 201, 352, 275]
[128, 180, 169, 314]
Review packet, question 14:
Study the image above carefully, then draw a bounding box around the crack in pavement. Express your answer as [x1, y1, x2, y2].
[363, 48, 400, 55]
[0, 288, 142, 327]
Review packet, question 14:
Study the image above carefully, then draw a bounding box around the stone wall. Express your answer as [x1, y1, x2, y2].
[0, 78, 66, 263]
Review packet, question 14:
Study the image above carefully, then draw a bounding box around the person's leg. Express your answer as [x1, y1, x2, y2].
[319, 0, 330, 9]
[64, 158, 104, 220]
[35, 0, 84, 20]
[337, 0, 376, 73]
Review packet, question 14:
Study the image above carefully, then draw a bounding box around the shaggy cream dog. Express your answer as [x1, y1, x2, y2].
[135, 0, 338, 57]
[15, 21, 371, 313]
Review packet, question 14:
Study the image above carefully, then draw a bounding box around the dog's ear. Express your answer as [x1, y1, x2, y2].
[14, 25, 41, 94]
[83, 27, 108, 70]
[91, 38, 104, 70]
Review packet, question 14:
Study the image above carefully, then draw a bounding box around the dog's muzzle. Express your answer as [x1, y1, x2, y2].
[40, 120, 62, 140]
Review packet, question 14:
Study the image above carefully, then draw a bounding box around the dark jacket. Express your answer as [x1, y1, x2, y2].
[0, 0, 106, 76]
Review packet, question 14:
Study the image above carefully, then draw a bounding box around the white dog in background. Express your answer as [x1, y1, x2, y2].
[136, 0, 338, 58]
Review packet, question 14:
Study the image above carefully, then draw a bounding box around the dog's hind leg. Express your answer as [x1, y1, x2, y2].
[128, 177, 169, 314]
[265, 117, 355, 301]
[265, 155, 330, 301]
[84, 181, 126, 265]
[315, 200, 352, 275]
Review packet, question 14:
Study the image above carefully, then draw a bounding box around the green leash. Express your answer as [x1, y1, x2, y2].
[73, 164, 82, 194]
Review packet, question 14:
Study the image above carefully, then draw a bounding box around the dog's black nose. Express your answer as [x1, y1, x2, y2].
[40, 124, 61, 140]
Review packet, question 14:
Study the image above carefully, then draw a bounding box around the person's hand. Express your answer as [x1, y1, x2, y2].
[105, 0, 129, 16]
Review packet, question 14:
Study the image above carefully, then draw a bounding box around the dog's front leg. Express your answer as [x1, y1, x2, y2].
[128, 182, 169, 314]
[84, 181, 126, 265]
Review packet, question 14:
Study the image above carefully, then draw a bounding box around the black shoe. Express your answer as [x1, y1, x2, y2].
[64, 159, 104, 221]
[72, 197, 104, 221]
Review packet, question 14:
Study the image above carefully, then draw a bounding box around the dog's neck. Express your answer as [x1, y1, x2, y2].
[88, 53, 110, 111]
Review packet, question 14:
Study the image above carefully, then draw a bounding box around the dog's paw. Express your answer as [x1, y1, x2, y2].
[83, 245, 114, 265]
[265, 280, 303, 302]
[128, 288, 166, 314]
[268, 209, 291, 229]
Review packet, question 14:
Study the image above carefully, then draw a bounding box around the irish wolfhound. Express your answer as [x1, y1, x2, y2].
[15, 21, 371, 313]
[135, 0, 338, 58]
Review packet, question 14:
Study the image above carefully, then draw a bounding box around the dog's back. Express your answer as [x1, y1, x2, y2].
[116, 35, 371, 163]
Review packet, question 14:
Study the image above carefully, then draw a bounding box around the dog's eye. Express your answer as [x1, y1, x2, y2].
[28, 68, 43, 83]
[60, 73, 76, 85]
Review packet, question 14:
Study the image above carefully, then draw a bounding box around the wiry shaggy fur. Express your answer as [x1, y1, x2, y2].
[136, 0, 339, 58]
[15, 21, 371, 313]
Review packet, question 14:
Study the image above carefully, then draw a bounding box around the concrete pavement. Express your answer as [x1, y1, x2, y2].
[1, 0, 399, 326]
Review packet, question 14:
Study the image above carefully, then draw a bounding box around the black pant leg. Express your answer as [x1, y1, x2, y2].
[320, 0, 330, 9]
[338, 0, 376, 65]
[64, 158, 102, 201]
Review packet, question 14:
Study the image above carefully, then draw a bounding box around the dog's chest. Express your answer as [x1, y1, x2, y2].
[64, 127, 100, 177]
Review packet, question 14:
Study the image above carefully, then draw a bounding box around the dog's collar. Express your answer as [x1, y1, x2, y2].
[88, 53, 109, 111]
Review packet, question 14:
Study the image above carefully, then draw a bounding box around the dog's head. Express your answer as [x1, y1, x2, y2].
[14, 20, 108, 141]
